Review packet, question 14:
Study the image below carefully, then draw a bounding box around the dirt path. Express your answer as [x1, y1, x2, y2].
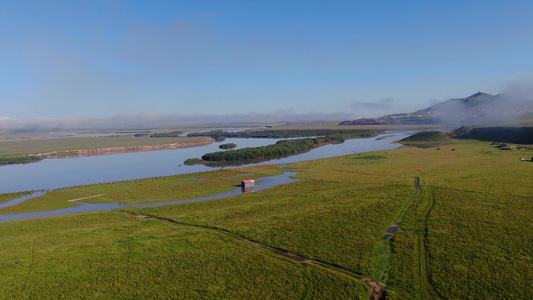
[67, 194, 107, 202]
[120, 211, 386, 300]
[372, 178, 421, 292]
[413, 184, 441, 299]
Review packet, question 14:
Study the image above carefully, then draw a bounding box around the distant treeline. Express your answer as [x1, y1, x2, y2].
[452, 126, 533, 144]
[149, 131, 184, 138]
[188, 129, 383, 139]
[0, 155, 43, 166]
[191, 135, 345, 165]
[132, 131, 151, 137]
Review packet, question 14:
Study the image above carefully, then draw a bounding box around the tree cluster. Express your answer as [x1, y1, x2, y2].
[201, 136, 344, 163]
[0, 155, 43, 166]
[219, 143, 237, 149]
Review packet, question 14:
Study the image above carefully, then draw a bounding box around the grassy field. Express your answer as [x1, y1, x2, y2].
[0, 135, 211, 156]
[0, 135, 531, 299]
[0, 212, 367, 299]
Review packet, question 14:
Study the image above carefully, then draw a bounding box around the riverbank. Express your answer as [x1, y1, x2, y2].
[0, 165, 285, 215]
[0, 135, 214, 158]
[32, 139, 214, 158]
[0, 132, 410, 194]
[0, 168, 300, 221]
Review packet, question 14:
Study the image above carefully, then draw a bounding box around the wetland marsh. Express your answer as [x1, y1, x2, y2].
[0, 133, 531, 299]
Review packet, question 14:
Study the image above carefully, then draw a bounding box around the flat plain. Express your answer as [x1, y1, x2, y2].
[0, 135, 531, 299]
[0, 135, 213, 155]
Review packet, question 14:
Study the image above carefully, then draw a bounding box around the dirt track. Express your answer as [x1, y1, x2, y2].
[121, 211, 387, 300]
[67, 194, 107, 202]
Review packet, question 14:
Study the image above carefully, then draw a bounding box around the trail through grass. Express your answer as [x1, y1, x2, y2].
[121, 211, 387, 299]
[0, 212, 369, 299]
[1, 138, 531, 299]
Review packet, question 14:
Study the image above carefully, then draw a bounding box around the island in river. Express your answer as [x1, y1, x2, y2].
[0, 127, 385, 164]
[32, 138, 214, 158]
[185, 128, 384, 166]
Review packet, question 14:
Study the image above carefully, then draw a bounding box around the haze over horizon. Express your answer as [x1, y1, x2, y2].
[2, 1, 533, 129]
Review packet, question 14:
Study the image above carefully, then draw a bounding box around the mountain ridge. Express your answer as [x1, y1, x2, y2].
[340, 92, 533, 126]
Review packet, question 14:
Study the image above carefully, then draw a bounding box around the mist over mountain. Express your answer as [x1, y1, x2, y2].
[340, 92, 533, 126]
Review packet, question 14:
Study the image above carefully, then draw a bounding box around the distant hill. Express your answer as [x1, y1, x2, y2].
[340, 92, 533, 126]
[450, 126, 533, 144]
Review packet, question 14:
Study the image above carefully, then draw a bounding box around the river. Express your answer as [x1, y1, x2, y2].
[0, 131, 412, 194]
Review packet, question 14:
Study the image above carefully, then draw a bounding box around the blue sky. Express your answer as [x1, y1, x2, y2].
[1, 1, 533, 125]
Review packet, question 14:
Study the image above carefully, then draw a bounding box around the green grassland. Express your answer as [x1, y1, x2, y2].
[0, 165, 282, 214]
[0, 136, 532, 299]
[0, 135, 211, 156]
[0, 212, 367, 299]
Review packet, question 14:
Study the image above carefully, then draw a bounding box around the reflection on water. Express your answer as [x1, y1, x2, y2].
[0, 172, 301, 222]
[0, 132, 412, 194]
[241, 186, 255, 193]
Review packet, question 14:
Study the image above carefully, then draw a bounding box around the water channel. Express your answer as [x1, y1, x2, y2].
[0, 171, 300, 222]
[0, 131, 412, 194]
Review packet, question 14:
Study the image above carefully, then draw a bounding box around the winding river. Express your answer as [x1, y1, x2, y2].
[0, 131, 411, 194]
[0, 131, 414, 222]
